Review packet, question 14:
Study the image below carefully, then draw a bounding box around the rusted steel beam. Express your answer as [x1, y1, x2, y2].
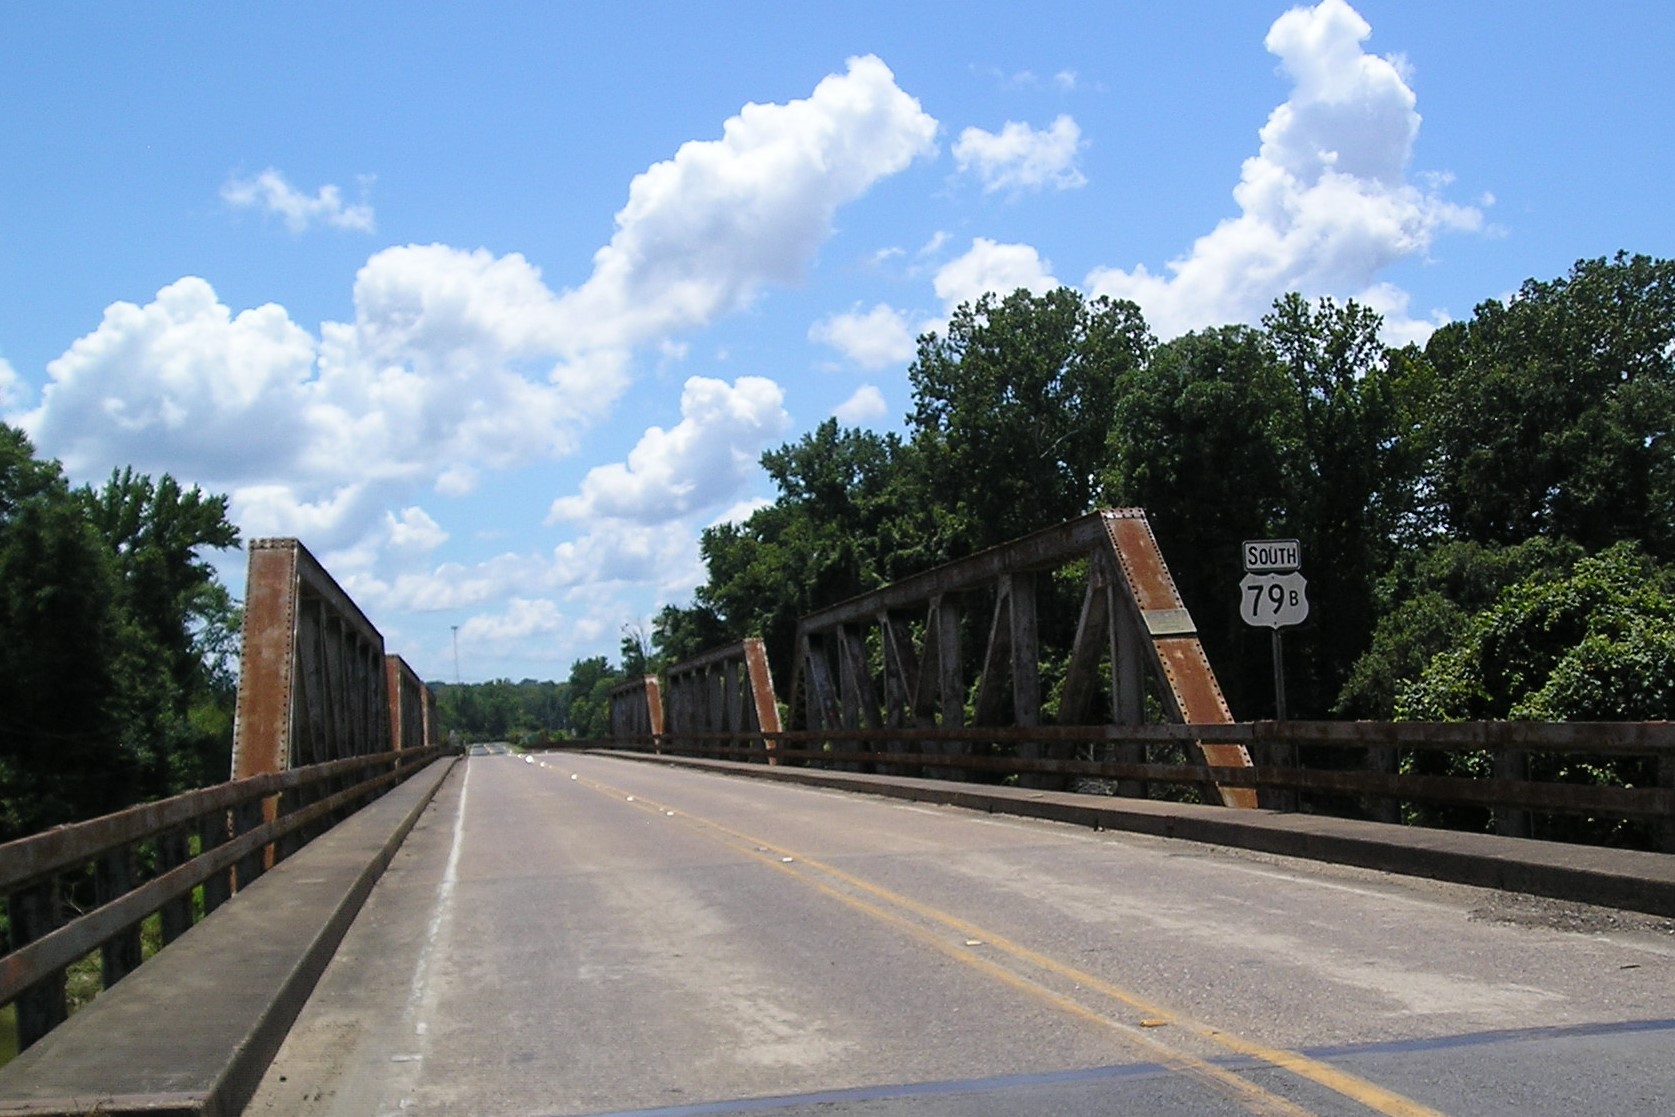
[232, 538, 391, 780]
[742, 638, 781, 747]
[798, 513, 1120, 630]
[385, 655, 430, 752]
[1100, 511, 1253, 807]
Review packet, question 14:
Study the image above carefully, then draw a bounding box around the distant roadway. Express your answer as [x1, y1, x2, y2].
[248, 751, 1675, 1116]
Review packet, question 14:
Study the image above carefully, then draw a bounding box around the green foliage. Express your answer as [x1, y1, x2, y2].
[651, 601, 729, 668]
[670, 289, 1156, 683]
[908, 287, 1151, 559]
[1394, 543, 1675, 721]
[1337, 538, 1584, 718]
[0, 483, 132, 835]
[0, 427, 241, 840]
[1422, 252, 1675, 559]
[667, 256, 1675, 741]
[683, 419, 904, 680]
[1105, 324, 1291, 717]
[564, 656, 622, 739]
[1106, 298, 1423, 717]
[433, 677, 573, 743]
[432, 662, 632, 744]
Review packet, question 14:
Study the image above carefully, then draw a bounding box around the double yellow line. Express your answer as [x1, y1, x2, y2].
[555, 765, 1451, 1117]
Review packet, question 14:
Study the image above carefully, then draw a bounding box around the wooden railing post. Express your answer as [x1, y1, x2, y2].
[1657, 749, 1674, 854]
[199, 810, 233, 915]
[1494, 748, 1532, 838]
[9, 880, 66, 1050]
[1363, 742, 1400, 823]
[96, 844, 143, 988]
[233, 799, 266, 891]
[156, 826, 196, 946]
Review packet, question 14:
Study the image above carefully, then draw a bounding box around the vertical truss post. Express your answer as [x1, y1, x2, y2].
[233, 539, 391, 780]
[385, 655, 429, 752]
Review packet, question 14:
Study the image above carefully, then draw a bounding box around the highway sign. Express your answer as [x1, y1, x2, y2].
[1243, 538, 1301, 573]
[1240, 572, 1309, 628]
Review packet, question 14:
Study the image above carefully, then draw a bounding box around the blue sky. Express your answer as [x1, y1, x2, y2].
[2, 1, 1671, 683]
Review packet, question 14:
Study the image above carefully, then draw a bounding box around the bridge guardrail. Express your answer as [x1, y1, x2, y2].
[577, 721, 1675, 852]
[0, 743, 453, 1052]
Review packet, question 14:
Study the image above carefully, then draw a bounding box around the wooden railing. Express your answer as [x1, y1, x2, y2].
[0, 743, 453, 1051]
[577, 722, 1675, 852]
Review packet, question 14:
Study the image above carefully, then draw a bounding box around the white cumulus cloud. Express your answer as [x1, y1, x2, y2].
[934, 238, 1060, 310]
[554, 54, 938, 352]
[954, 115, 1087, 193]
[833, 384, 888, 424]
[461, 597, 568, 645]
[222, 168, 376, 233]
[1086, 0, 1480, 339]
[386, 506, 448, 552]
[19, 55, 938, 574]
[809, 303, 920, 369]
[20, 277, 318, 483]
[547, 375, 790, 526]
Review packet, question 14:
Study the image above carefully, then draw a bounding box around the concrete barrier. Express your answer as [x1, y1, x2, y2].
[593, 751, 1675, 919]
[0, 756, 457, 1117]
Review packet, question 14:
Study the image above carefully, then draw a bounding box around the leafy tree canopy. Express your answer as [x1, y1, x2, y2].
[1394, 542, 1675, 722]
[1422, 252, 1675, 558]
[0, 426, 240, 838]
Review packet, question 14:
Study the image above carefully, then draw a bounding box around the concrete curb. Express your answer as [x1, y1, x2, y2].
[588, 751, 1675, 918]
[0, 755, 459, 1117]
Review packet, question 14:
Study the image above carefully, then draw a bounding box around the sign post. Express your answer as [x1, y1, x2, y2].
[1240, 539, 1307, 720]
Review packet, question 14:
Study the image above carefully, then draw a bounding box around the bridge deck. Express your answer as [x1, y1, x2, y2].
[248, 753, 1675, 1117]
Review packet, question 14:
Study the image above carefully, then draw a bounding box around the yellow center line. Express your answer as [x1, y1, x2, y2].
[559, 765, 1453, 1117]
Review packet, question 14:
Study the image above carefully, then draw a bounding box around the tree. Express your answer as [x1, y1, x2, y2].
[1395, 542, 1675, 722]
[1105, 298, 1421, 717]
[84, 468, 241, 795]
[685, 420, 903, 680]
[0, 427, 243, 835]
[907, 288, 1151, 559]
[651, 601, 730, 669]
[620, 623, 654, 677]
[1336, 537, 1584, 718]
[1422, 253, 1675, 559]
[1262, 294, 1426, 715]
[1104, 325, 1292, 717]
[0, 489, 132, 837]
[565, 656, 621, 739]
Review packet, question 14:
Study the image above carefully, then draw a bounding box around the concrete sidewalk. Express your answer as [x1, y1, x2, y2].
[589, 750, 1675, 919]
[0, 756, 457, 1117]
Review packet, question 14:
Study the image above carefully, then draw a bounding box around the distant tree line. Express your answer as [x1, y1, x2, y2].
[0, 427, 240, 842]
[650, 253, 1675, 727]
[431, 652, 629, 744]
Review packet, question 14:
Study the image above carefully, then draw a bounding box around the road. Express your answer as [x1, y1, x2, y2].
[249, 751, 1675, 1116]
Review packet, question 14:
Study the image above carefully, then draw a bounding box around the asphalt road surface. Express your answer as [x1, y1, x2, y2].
[248, 752, 1675, 1116]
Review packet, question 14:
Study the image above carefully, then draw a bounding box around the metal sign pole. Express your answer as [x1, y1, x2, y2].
[1271, 628, 1287, 721]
